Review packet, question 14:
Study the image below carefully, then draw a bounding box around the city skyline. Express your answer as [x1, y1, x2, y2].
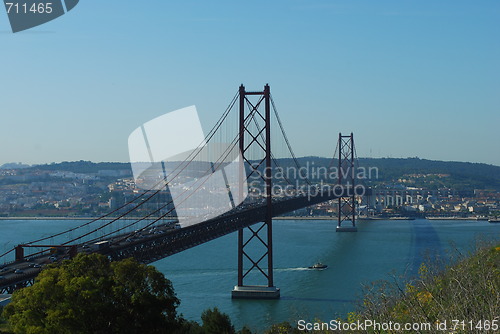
[1, 1, 499, 166]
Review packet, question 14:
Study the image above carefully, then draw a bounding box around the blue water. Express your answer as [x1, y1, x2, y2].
[1, 219, 498, 332]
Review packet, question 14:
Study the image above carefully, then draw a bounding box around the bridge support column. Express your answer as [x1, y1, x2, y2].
[336, 133, 357, 232]
[15, 245, 24, 262]
[232, 84, 280, 299]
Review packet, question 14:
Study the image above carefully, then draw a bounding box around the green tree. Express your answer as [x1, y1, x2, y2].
[238, 325, 253, 334]
[0, 306, 12, 334]
[3, 254, 181, 334]
[174, 319, 204, 334]
[265, 321, 302, 334]
[201, 307, 235, 334]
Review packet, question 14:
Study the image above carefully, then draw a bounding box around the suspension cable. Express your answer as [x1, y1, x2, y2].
[270, 94, 311, 185]
[1, 91, 240, 261]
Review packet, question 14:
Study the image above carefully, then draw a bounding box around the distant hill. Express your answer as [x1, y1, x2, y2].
[22, 158, 500, 190]
[0, 162, 31, 169]
[294, 157, 500, 190]
[359, 157, 500, 190]
[30, 161, 131, 174]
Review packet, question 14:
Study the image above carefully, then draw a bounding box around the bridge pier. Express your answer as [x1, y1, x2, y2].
[232, 285, 280, 299]
[15, 245, 24, 262]
[336, 226, 358, 232]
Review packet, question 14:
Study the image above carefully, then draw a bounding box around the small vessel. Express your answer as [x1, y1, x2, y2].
[488, 218, 500, 223]
[308, 262, 328, 269]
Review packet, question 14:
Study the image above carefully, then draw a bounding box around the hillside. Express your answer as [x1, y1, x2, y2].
[3, 157, 499, 190]
[296, 157, 500, 190]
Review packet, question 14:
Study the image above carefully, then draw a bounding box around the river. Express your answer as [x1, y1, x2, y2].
[1, 218, 498, 332]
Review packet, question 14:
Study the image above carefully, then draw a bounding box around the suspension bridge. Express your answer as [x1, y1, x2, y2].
[0, 84, 370, 298]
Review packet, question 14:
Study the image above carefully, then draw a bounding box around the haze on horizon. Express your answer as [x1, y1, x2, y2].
[1, 1, 499, 167]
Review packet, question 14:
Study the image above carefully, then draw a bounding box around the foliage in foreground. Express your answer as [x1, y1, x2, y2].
[355, 243, 499, 332]
[0, 307, 11, 333]
[3, 254, 181, 334]
[2, 255, 249, 334]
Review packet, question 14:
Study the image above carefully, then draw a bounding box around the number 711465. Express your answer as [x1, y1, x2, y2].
[451, 320, 498, 331]
[5, 2, 53, 14]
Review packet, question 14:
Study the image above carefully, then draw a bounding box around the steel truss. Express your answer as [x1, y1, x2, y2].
[237, 84, 275, 289]
[337, 133, 357, 230]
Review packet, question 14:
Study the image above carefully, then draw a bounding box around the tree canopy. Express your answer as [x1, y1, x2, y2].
[201, 307, 235, 334]
[3, 254, 181, 334]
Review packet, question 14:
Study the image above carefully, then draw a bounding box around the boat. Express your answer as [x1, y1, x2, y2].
[488, 218, 500, 223]
[308, 262, 328, 269]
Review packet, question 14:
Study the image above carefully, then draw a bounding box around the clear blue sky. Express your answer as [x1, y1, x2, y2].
[1, 0, 499, 166]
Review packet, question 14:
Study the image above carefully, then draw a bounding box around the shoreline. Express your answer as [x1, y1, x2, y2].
[0, 216, 489, 221]
[0, 216, 337, 221]
[274, 216, 335, 220]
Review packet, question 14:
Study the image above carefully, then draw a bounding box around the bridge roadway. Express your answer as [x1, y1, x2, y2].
[0, 186, 367, 294]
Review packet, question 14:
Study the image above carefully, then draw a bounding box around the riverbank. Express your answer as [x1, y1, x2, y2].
[0, 216, 490, 221]
[274, 216, 335, 220]
[0, 216, 337, 221]
[0, 216, 336, 222]
[426, 216, 488, 220]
